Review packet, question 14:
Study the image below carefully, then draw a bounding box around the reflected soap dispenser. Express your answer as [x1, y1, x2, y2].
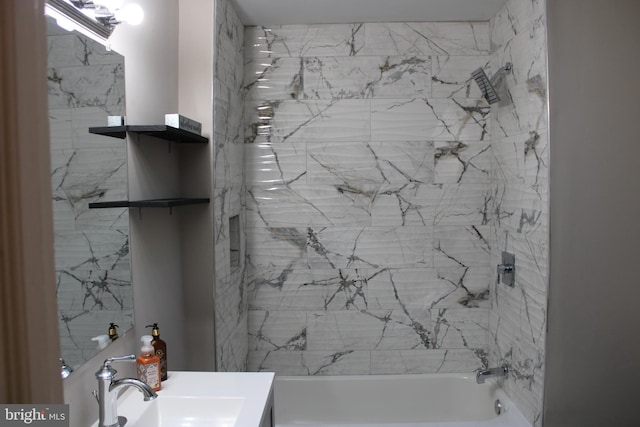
[146, 323, 168, 381]
[108, 323, 119, 341]
[136, 335, 161, 391]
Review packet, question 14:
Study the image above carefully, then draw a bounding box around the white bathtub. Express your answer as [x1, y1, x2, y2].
[274, 374, 532, 427]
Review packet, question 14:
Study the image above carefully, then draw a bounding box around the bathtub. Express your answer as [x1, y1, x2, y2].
[274, 374, 532, 427]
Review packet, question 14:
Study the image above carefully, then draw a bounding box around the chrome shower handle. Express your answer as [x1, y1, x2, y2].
[497, 251, 515, 287]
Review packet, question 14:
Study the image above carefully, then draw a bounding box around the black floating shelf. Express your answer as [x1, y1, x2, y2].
[88, 126, 127, 139]
[89, 125, 208, 144]
[89, 198, 209, 209]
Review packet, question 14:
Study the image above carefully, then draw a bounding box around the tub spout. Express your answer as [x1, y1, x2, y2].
[476, 365, 508, 384]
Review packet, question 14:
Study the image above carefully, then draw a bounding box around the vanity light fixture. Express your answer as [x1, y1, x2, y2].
[45, 0, 143, 45]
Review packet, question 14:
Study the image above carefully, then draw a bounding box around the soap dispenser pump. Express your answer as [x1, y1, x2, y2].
[108, 323, 119, 341]
[146, 323, 168, 381]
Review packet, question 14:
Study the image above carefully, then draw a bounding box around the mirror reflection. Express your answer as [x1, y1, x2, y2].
[47, 16, 133, 370]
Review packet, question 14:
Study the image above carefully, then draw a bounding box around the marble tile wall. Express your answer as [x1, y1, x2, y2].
[48, 28, 131, 369]
[488, 0, 548, 425]
[213, 0, 248, 371]
[244, 22, 495, 375]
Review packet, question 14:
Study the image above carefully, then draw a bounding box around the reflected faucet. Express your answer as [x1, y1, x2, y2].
[94, 355, 157, 427]
[476, 365, 509, 384]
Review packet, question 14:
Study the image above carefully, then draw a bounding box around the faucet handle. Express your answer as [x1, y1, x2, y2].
[96, 354, 136, 381]
[103, 354, 136, 368]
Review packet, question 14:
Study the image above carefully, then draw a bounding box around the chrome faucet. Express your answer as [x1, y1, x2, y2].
[476, 365, 509, 384]
[94, 355, 157, 427]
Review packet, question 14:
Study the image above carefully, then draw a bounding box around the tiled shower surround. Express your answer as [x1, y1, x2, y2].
[243, 21, 494, 376]
[488, 1, 548, 425]
[213, 0, 548, 425]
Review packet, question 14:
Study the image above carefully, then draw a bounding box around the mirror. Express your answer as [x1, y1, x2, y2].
[47, 16, 133, 370]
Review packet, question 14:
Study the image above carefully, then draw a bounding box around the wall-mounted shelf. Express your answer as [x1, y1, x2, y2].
[89, 125, 208, 144]
[89, 198, 209, 209]
[88, 123, 209, 211]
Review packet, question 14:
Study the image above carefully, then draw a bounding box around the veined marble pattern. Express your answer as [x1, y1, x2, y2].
[245, 24, 365, 58]
[48, 29, 130, 369]
[431, 56, 491, 99]
[489, 0, 548, 425]
[364, 22, 489, 56]
[370, 98, 490, 142]
[303, 55, 432, 99]
[214, 0, 248, 372]
[434, 141, 491, 184]
[244, 20, 499, 378]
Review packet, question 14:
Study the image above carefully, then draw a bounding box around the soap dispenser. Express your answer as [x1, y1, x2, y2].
[108, 323, 119, 341]
[136, 335, 161, 391]
[146, 323, 168, 381]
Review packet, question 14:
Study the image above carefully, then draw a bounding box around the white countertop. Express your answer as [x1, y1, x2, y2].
[94, 371, 274, 427]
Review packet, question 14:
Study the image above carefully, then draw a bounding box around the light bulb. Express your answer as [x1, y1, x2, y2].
[114, 3, 144, 25]
[93, 0, 125, 9]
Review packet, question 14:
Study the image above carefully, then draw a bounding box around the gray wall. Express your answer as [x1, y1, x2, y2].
[545, 1, 640, 426]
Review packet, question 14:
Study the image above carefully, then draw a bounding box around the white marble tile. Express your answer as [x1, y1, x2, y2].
[215, 78, 244, 144]
[245, 142, 307, 186]
[303, 55, 432, 99]
[307, 226, 433, 269]
[245, 24, 365, 58]
[434, 267, 491, 309]
[56, 266, 132, 312]
[490, 0, 546, 51]
[491, 31, 548, 139]
[47, 35, 78, 68]
[367, 268, 447, 310]
[246, 185, 372, 227]
[248, 350, 371, 375]
[51, 147, 128, 227]
[371, 98, 489, 142]
[307, 141, 387, 188]
[217, 316, 249, 372]
[433, 184, 491, 226]
[300, 99, 371, 142]
[48, 63, 125, 109]
[431, 56, 491, 99]
[371, 349, 487, 374]
[370, 183, 439, 227]
[215, 0, 244, 92]
[49, 109, 73, 151]
[489, 0, 548, 423]
[367, 267, 490, 311]
[431, 308, 489, 349]
[215, 278, 247, 353]
[245, 227, 308, 270]
[492, 183, 548, 241]
[248, 310, 307, 351]
[434, 141, 491, 184]
[48, 33, 125, 68]
[54, 229, 129, 271]
[245, 99, 370, 143]
[244, 57, 303, 101]
[364, 22, 490, 56]
[434, 225, 490, 268]
[307, 309, 431, 351]
[248, 268, 369, 311]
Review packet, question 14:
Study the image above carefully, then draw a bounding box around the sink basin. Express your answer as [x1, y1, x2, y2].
[92, 371, 274, 427]
[133, 396, 245, 427]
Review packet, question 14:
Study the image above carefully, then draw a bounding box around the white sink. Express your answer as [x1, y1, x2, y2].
[133, 396, 244, 427]
[93, 371, 274, 427]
